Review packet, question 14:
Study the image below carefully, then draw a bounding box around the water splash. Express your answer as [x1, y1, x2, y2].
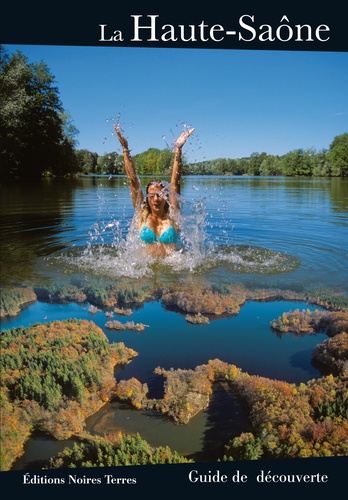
[53, 188, 299, 280]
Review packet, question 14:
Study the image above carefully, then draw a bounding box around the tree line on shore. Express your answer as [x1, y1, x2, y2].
[77, 135, 348, 178]
[1, 45, 347, 181]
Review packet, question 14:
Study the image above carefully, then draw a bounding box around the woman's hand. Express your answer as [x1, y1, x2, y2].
[113, 124, 129, 150]
[174, 127, 195, 149]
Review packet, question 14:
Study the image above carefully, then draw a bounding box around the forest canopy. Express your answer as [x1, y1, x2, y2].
[1, 45, 347, 180]
[0, 46, 79, 180]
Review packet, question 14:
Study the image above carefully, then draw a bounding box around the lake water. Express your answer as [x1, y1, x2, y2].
[1, 175, 347, 469]
[1, 175, 347, 290]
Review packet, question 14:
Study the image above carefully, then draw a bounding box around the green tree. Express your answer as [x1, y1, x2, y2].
[328, 133, 348, 176]
[226, 158, 245, 175]
[75, 149, 99, 174]
[259, 155, 282, 176]
[208, 158, 231, 175]
[96, 152, 124, 174]
[247, 152, 267, 175]
[281, 149, 313, 176]
[0, 46, 79, 180]
[133, 148, 175, 176]
[310, 149, 331, 177]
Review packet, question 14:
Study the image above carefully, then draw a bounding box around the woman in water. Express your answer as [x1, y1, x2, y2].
[114, 124, 194, 258]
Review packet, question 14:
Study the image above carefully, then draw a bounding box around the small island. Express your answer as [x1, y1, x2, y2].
[105, 320, 149, 332]
[185, 312, 210, 324]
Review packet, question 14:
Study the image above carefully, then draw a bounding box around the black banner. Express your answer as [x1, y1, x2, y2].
[2, 456, 347, 496]
[1, 1, 347, 52]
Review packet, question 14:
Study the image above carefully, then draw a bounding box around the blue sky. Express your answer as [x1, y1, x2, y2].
[5, 44, 348, 162]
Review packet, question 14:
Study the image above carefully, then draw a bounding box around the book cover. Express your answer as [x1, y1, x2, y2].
[1, 1, 347, 496]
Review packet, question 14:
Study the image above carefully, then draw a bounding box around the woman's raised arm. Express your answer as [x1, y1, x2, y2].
[170, 127, 195, 200]
[114, 124, 143, 209]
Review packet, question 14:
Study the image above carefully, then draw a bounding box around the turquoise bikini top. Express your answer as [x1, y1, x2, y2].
[139, 219, 178, 245]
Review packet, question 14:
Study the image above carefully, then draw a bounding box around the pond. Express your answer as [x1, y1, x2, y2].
[1, 175, 347, 468]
